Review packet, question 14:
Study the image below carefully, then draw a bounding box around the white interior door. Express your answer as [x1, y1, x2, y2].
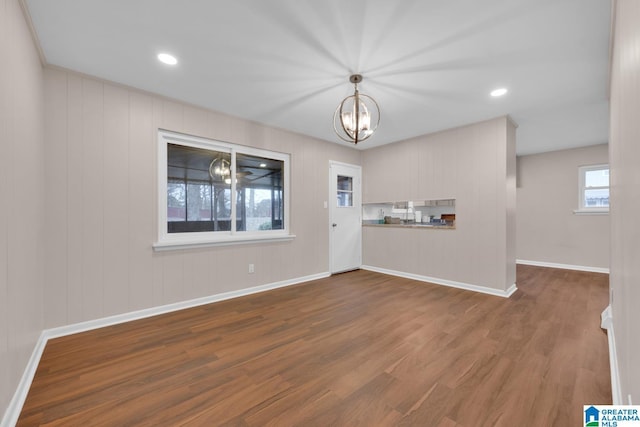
[329, 161, 362, 273]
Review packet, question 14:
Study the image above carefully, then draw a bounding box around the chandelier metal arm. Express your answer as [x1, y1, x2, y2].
[354, 89, 360, 145]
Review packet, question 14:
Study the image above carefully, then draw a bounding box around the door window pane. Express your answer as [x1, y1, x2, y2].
[337, 175, 353, 191]
[337, 175, 353, 207]
[337, 192, 353, 207]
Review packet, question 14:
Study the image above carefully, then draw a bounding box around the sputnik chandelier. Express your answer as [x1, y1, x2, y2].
[209, 156, 232, 184]
[333, 74, 380, 145]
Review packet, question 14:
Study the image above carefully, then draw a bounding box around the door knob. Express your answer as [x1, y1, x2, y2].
[332, 223, 337, 227]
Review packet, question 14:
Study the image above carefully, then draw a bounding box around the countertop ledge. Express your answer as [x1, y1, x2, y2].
[363, 223, 455, 230]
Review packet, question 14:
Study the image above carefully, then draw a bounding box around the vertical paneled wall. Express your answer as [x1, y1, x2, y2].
[361, 117, 516, 292]
[609, 0, 640, 405]
[516, 144, 609, 269]
[43, 68, 361, 329]
[505, 121, 517, 288]
[0, 0, 45, 418]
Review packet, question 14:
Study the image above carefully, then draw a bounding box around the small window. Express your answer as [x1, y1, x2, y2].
[336, 175, 353, 207]
[577, 164, 609, 213]
[155, 131, 293, 250]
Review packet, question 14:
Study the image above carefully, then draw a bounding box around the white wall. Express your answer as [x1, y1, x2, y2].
[361, 116, 517, 293]
[42, 67, 362, 328]
[516, 144, 609, 270]
[0, 0, 45, 419]
[609, 0, 640, 405]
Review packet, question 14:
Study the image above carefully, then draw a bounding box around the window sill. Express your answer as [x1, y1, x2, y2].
[153, 233, 296, 251]
[573, 209, 609, 215]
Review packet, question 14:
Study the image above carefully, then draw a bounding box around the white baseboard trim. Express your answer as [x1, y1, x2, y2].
[1, 331, 48, 427]
[44, 272, 330, 340]
[601, 305, 622, 404]
[516, 259, 609, 274]
[1, 271, 329, 427]
[361, 265, 517, 298]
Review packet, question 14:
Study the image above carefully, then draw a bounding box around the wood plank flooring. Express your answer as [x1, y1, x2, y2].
[17, 265, 611, 426]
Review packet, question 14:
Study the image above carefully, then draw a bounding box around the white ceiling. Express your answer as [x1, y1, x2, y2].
[24, 0, 611, 155]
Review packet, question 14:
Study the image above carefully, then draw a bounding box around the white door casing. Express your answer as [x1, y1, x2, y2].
[329, 161, 362, 274]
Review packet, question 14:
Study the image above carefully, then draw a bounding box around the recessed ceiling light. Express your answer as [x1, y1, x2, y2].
[157, 53, 178, 65]
[490, 88, 508, 97]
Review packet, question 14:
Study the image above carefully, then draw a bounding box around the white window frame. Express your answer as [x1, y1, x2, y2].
[575, 164, 609, 215]
[154, 130, 294, 250]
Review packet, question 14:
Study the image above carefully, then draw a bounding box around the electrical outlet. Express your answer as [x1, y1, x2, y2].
[248, 263, 255, 274]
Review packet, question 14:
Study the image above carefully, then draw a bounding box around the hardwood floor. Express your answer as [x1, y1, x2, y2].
[17, 265, 611, 426]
